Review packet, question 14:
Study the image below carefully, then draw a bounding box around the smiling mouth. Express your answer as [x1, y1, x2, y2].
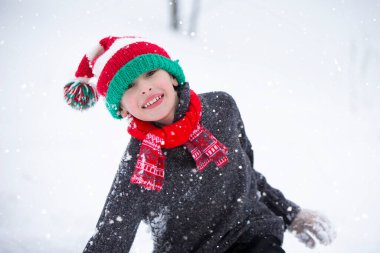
[142, 95, 164, 109]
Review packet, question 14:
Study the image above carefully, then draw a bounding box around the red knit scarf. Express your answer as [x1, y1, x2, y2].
[128, 90, 229, 191]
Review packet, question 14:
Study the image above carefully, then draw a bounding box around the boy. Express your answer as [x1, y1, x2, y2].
[64, 36, 335, 252]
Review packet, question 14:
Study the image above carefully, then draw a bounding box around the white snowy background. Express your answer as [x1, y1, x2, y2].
[1, 0, 379, 252]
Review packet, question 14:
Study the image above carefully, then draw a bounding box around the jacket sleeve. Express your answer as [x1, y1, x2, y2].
[83, 143, 143, 252]
[234, 99, 301, 227]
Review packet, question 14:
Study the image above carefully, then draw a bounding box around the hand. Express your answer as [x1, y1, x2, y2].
[288, 209, 336, 248]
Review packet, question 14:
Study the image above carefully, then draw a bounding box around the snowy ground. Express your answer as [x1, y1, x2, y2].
[1, 0, 380, 252]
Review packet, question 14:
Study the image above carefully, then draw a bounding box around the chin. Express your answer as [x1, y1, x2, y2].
[135, 113, 163, 123]
[153, 113, 173, 124]
[137, 104, 174, 123]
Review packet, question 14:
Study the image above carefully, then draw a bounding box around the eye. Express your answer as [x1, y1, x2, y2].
[128, 82, 136, 89]
[145, 69, 158, 77]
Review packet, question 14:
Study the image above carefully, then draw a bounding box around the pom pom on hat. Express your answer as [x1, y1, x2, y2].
[64, 42, 104, 111]
[64, 78, 98, 110]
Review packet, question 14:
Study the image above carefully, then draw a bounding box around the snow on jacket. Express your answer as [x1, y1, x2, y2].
[83, 84, 301, 253]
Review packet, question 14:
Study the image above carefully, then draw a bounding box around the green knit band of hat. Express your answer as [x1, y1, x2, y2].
[106, 54, 186, 119]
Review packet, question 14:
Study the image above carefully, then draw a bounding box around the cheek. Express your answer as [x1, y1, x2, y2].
[121, 91, 137, 111]
[124, 98, 138, 112]
[155, 78, 172, 88]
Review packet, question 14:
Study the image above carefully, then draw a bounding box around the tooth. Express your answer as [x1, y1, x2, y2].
[143, 95, 162, 108]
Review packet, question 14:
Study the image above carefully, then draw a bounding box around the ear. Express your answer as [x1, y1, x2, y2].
[120, 107, 130, 118]
[171, 75, 178, 87]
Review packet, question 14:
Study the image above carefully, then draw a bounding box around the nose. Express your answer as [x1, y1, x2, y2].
[141, 87, 152, 95]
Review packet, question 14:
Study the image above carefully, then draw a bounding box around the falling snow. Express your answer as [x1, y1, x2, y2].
[1, 0, 379, 253]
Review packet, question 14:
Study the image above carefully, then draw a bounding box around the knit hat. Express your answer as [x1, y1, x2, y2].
[64, 36, 186, 119]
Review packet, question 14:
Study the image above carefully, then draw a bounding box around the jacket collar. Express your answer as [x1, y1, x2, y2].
[174, 82, 190, 122]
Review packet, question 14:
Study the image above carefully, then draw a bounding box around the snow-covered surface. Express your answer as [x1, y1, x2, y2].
[1, 0, 379, 252]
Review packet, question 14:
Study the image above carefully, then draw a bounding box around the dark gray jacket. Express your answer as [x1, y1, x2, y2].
[83, 84, 300, 253]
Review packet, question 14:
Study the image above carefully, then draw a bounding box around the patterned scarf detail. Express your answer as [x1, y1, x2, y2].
[128, 90, 229, 191]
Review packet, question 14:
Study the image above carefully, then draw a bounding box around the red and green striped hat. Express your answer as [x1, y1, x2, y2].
[64, 36, 186, 119]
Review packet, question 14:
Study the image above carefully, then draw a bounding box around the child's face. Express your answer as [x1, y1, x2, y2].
[120, 69, 179, 125]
